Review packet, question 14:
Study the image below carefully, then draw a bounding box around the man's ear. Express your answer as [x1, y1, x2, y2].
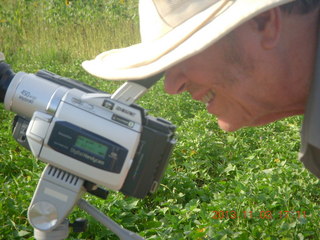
[251, 7, 282, 50]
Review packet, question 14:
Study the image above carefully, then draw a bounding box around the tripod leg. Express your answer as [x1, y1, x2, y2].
[77, 199, 145, 240]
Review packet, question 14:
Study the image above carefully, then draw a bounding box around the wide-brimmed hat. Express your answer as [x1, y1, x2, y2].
[82, 0, 293, 80]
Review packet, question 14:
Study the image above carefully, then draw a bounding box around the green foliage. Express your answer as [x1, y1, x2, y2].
[1, 1, 320, 239]
[0, 0, 139, 67]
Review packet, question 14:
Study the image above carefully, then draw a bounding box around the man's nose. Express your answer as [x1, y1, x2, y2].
[164, 71, 187, 95]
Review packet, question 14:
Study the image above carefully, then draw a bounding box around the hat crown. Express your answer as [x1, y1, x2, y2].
[153, 0, 220, 27]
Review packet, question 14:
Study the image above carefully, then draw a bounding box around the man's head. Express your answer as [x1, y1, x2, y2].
[164, 0, 319, 131]
[82, 0, 320, 131]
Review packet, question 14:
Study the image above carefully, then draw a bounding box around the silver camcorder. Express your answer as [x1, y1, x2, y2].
[0, 62, 176, 199]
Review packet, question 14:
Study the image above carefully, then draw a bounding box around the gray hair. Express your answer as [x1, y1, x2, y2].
[280, 0, 320, 14]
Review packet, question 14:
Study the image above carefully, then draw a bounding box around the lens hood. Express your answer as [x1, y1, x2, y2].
[0, 62, 15, 102]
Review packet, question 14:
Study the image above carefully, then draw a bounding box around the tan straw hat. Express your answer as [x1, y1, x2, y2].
[82, 0, 294, 80]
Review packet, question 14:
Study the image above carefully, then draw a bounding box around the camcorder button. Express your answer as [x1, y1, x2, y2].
[29, 114, 51, 140]
[26, 112, 52, 157]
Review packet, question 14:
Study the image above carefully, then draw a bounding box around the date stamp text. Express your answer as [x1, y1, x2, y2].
[212, 210, 307, 220]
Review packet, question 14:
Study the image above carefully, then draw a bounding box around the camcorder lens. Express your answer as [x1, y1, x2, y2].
[0, 62, 15, 103]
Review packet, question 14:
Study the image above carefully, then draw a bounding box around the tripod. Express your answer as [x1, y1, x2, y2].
[28, 165, 145, 240]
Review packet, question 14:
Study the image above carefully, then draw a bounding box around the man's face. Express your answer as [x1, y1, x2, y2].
[164, 26, 305, 131]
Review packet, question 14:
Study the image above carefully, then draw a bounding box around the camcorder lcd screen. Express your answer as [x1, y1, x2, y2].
[75, 135, 108, 158]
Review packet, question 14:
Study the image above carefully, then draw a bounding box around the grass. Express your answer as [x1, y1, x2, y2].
[1, 1, 320, 239]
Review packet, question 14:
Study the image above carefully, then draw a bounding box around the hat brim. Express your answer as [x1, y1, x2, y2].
[82, 0, 293, 80]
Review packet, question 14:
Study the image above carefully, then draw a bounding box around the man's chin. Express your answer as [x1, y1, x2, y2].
[218, 118, 274, 132]
[217, 114, 291, 132]
[217, 119, 244, 132]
